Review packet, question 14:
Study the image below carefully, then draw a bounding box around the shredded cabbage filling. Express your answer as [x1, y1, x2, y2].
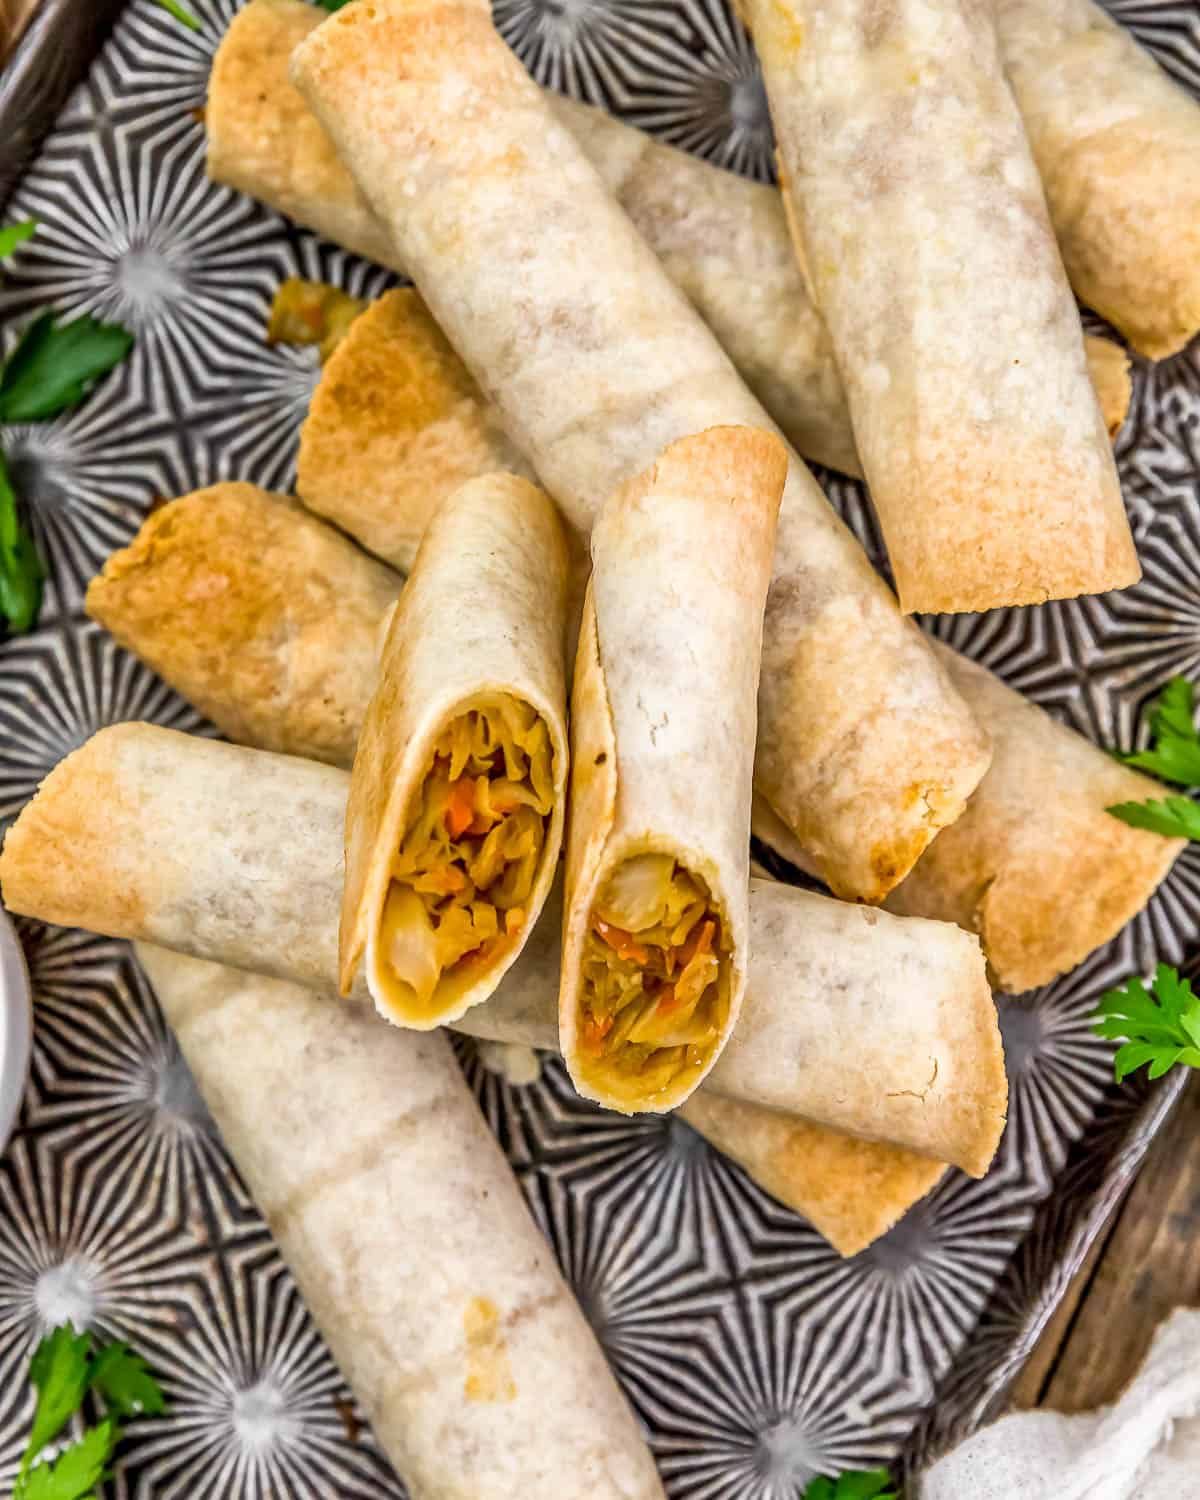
[579, 853, 732, 1099]
[377, 699, 554, 1013]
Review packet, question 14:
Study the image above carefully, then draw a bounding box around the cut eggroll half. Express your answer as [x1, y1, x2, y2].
[560, 426, 786, 1111]
[340, 472, 569, 1027]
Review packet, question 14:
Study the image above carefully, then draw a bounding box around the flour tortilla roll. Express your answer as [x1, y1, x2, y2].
[84, 483, 398, 767]
[886, 647, 1186, 994]
[559, 428, 784, 1112]
[298, 289, 529, 573]
[340, 472, 569, 1028]
[137, 946, 664, 1500]
[291, 0, 991, 903]
[748, 0, 1137, 616]
[0, 726, 1005, 1174]
[679, 1093, 947, 1259]
[997, 0, 1200, 360]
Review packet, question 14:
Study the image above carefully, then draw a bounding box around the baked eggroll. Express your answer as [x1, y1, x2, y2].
[746, 0, 1137, 616]
[340, 473, 569, 1028]
[997, 0, 1200, 360]
[289, 0, 991, 906]
[84, 482, 398, 767]
[886, 647, 1187, 994]
[87, 489, 1173, 992]
[678, 1093, 947, 1259]
[136, 945, 666, 1500]
[0, 725, 1006, 1175]
[298, 289, 530, 573]
[560, 427, 784, 1112]
[210, 0, 1133, 494]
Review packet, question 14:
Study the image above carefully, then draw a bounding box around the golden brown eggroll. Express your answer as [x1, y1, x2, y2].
[747, 0, 1137, 615]
[341, 473, 569, 1029]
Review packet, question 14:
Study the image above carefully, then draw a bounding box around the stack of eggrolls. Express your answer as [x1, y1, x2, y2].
[4, 1, 1198, 1488]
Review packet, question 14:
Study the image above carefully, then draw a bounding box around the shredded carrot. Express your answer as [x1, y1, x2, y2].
[445, 778, 476, 839]
[674, 919, 715, 971]
[655, 986, 683, 1016]
[592, 917, 649, 965]
[583, 1012, 614, 1051]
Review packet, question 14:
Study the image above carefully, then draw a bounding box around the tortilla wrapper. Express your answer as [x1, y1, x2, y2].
[997, 0, 1200, 360]
[84, 483, 398, 767]
[298, 289, 529, 573]
[749, 0, 1137, 616]
[290, 0, 991, 903]
[0, 725, 1006, 1173]
[678, 1092, 948, 1258]
[340, 472, 569, 1028]
[136, 945, 664, 1500]
[886, 647, 1186, 994]
[557, 428, 783, 1112]
[1084, 334, 1132, 440]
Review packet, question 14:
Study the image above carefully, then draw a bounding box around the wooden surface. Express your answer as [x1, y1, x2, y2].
[1013, 1069, 1200, 1413]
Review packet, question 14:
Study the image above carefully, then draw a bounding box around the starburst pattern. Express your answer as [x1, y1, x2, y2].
[0, 0, 1199, 1493]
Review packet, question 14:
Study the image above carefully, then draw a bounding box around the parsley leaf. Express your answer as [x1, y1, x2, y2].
[1106, 796, 1200, 840]
[0, 220, 37, 260]
[316, 0, 354, 10]
[0, 313, 134, 424]
[1119, 676, 1200, 786]
[20, 1419, 117, 1500]
[21, 1325, 94, 1476]
[1093, 963, 1200, 1082]
[802, 1470, 898, 1500]
[0, 448, 45, 634]
[89, 1343, 167, 1419]
[152, 0, 201, 29]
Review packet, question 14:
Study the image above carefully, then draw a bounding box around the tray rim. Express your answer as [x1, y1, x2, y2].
[0, 0, 1186, 1471]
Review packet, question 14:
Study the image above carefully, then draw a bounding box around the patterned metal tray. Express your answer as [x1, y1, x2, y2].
[1, 0, 1198, 1491]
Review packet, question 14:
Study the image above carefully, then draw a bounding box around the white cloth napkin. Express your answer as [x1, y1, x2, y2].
[920, 1308, 1200, 1499]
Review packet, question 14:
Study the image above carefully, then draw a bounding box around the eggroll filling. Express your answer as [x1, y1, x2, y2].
[266, 277, 366, 362]
[376, 698, 555, 1018]
[578, 853, 733, 1104]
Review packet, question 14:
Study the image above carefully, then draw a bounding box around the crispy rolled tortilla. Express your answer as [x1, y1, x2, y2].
[290, 0, 992, 905]
[0, 725, 1006, 1174]
[559, 427, 784, 1112]
[997, 0, 1200, 360]
[210, 0, 1133, 497]
[88, 489, 1172, 991]
[340, 472, 569, 1028]
[298, 289, 529, 573]
[678, 1093, 947, 1259]
[886, 647, 1187, 994]
[136, 945, 665, 1499]
[84, 483, 398, 767]
[747, 0, 1137, 616]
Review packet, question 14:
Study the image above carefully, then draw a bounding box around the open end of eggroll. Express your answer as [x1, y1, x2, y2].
[577, 853, 733, 1106]
[373, 694, 557, 1022]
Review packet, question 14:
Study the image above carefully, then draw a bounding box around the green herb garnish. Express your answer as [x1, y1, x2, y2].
[152, 0, 202, 30]
[802, 1469, 898, 1500]
[1106, 795, 1200, 840]
[0, 449, 44, 634]
[0, 220, 37, 260]
[316, 0, 354, 10]
[0, 313, 134, 424]
[1119, 676, 1200, 786]
[15, 1323, 166, 1500]
[1093, 963, 1200, 1083]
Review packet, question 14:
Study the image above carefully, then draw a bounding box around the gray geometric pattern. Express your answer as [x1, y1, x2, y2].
[0, 0, 1197, 1493]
